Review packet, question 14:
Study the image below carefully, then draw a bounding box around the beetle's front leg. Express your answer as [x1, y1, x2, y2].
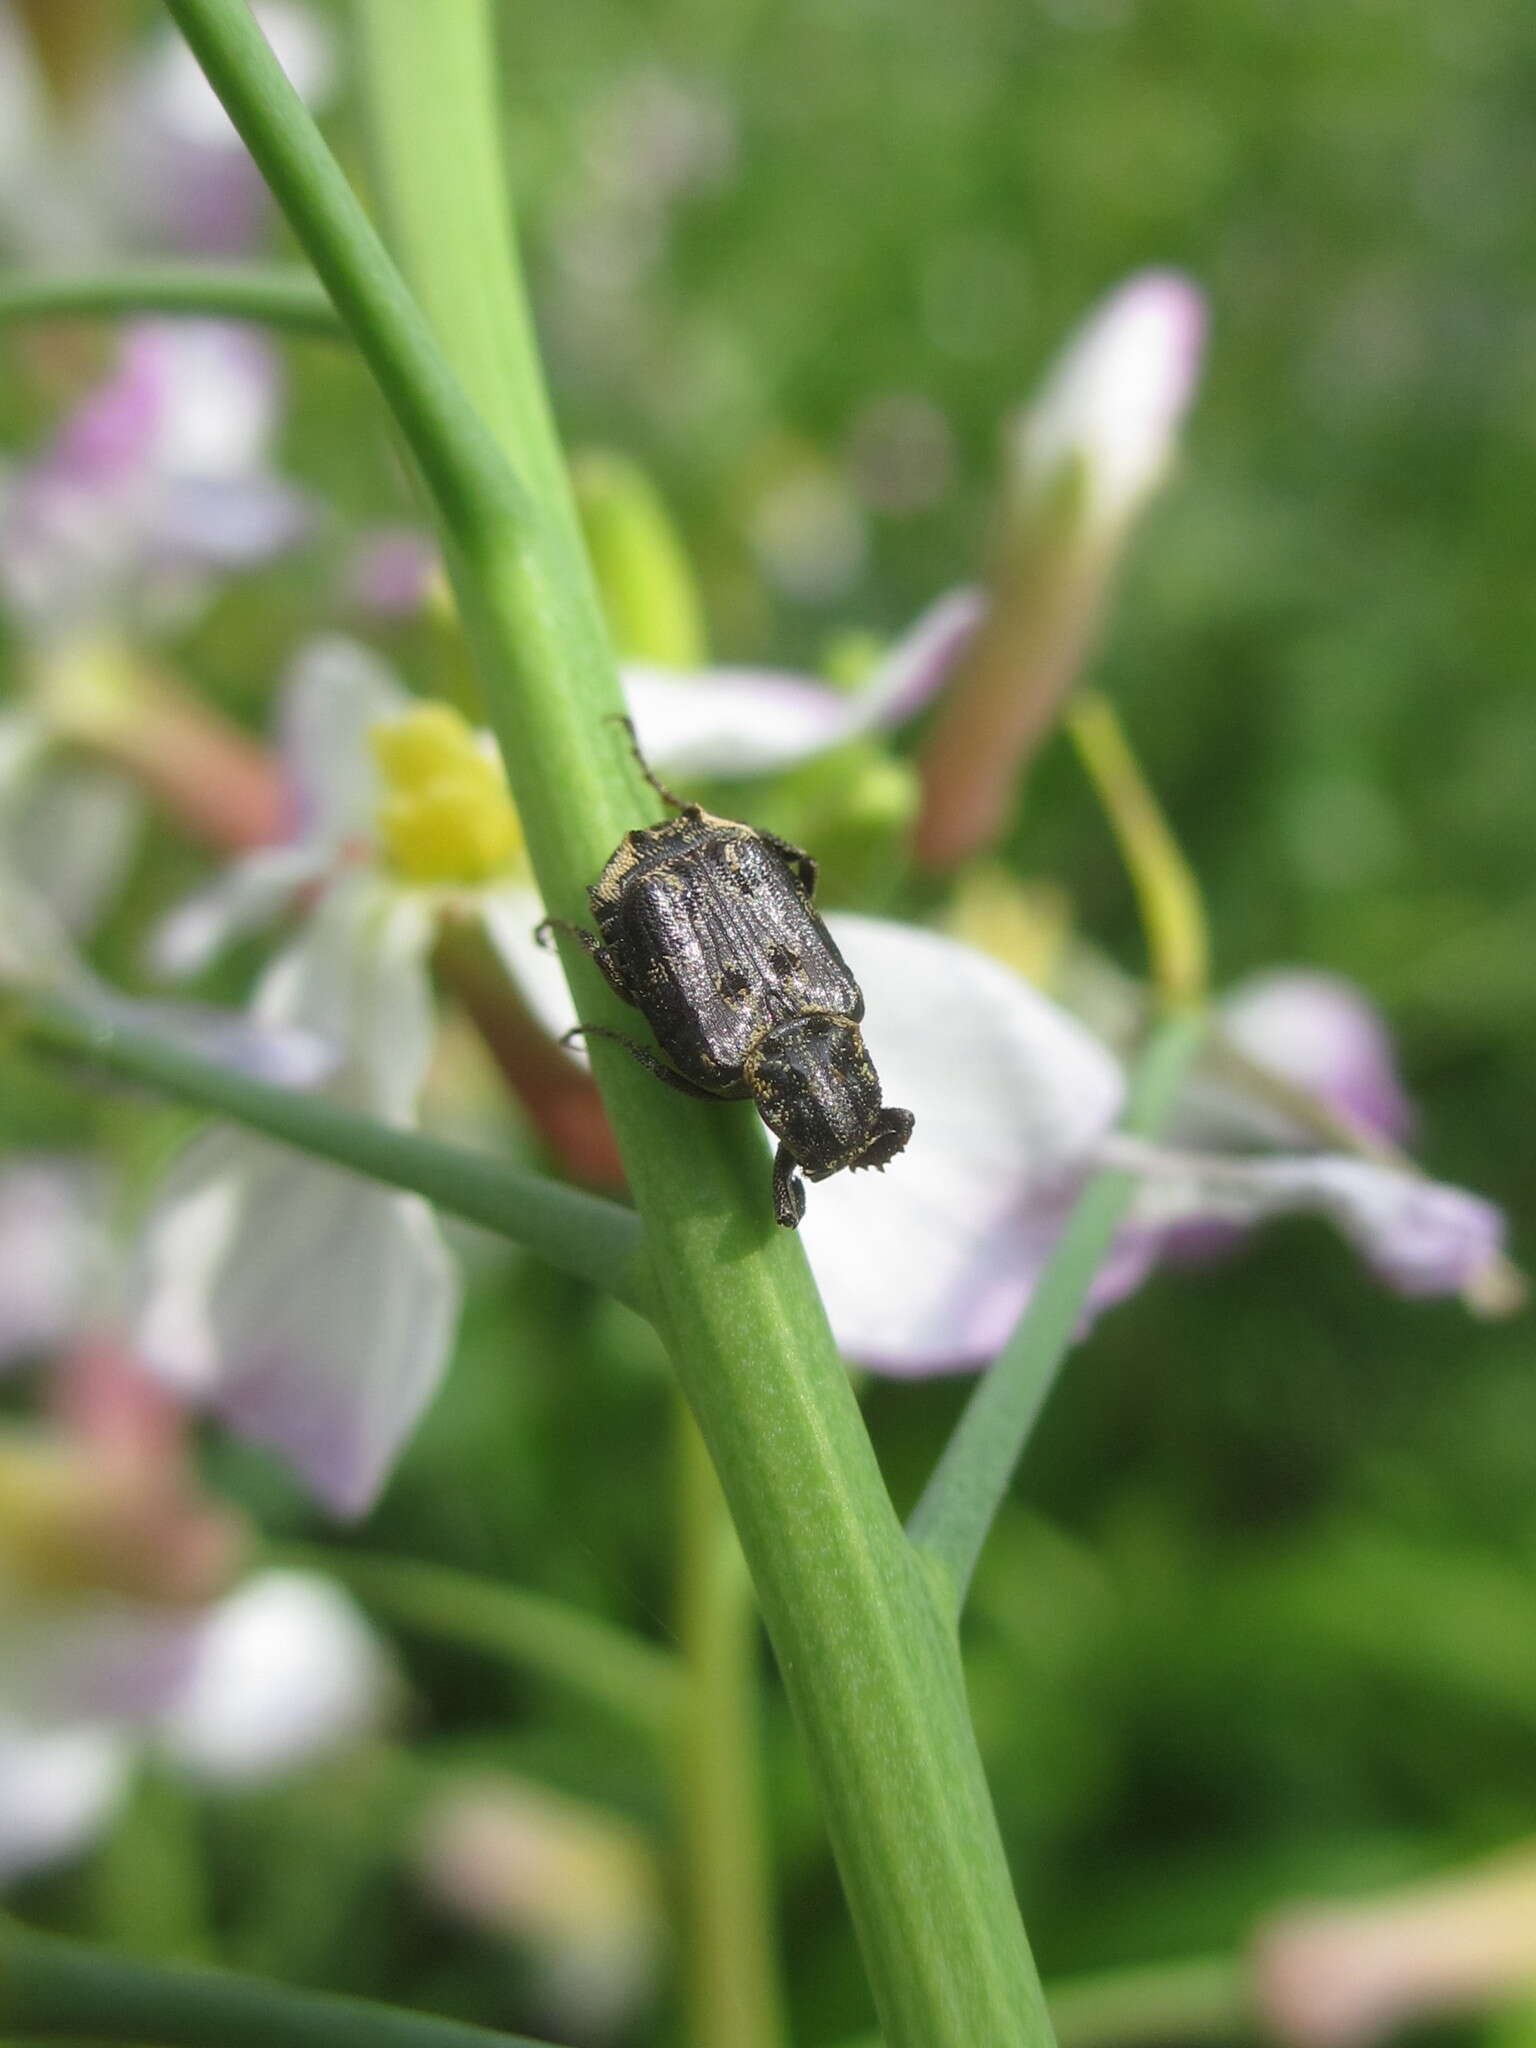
[563, 1025, 721, 1101]
[536, 919, 629, 1001]
[772, 1143, 807, 1228]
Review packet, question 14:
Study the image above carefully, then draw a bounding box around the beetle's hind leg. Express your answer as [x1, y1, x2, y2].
[608, 713, 701, 817]
[772, 1144, 807, 1229]
[563, 1024, 722, 1101]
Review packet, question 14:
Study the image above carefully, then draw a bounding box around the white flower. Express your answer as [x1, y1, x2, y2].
[135, 638, 538, 1517]
[0, 1569, 390, 1882]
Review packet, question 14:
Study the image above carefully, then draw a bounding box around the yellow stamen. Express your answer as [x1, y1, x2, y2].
[370, 704, 522, 886]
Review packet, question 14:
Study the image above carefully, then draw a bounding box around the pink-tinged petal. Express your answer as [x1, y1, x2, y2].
[1213, 970, 1415, 1146]
[277, 635, 408, 851]
[148, 474, 310, 569]
[133, 1133, 460, 1518]
[112, 3, 337, 255]
[1013, 269, 1208, 542]
[343, 527, 440, 619]
[1, 1599, 206, 1727]
[800, 916, 1123, 1373]
[0, 1723, 130, 1882]
[158, 1570, 390, 1783]
[0, 1159, 108, 1371]
[622, 587, 984, 780]
[1111, 1140, 1504, 1298]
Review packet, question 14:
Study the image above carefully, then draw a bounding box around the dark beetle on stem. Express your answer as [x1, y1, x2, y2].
[539, 719, 914, 1227]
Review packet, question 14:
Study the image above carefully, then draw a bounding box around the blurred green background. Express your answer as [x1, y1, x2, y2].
[5, 0, 1535, 2043]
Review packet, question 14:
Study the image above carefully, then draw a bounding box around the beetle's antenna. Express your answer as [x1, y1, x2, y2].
[610, 713, 694, 812]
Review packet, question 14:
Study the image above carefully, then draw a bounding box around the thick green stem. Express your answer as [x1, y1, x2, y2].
[909, 1013, 1205, 1607]
[22, 994, 648, 1308]
[0, 1918, 558, 2048]
[278, 1544, 680, 1744]
[158, 5, 1052, 2039]
[0, 264, 338, 333]
[674, 1403, 786, 2048]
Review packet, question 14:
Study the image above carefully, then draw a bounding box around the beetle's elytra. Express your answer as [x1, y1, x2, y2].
[539, 719, 914, 1228]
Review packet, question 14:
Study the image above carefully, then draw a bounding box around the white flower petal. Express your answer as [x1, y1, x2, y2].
[800, 916, 1124, 1372]
[277, 635, 408, 850]
[1113, 1141, 1504, 1297]
[133, 1132, 460, 1517]
[623, 587, 984, 780]
[150, 844, 328, 979]
[251, 878, 436, 1121]
[158, 1570, 389, 1784]
[0, 1722, 130, 1882]
[479, 882, 572, 1034]
[5, 761, 142, 939]
[0, 1158, 109, 1370]
[134, 2, 337, 151]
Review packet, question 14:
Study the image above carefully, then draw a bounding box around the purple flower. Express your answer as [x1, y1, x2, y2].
[0, 321, 307, 640]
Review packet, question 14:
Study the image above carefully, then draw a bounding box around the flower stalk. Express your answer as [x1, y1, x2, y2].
[162, 1, 1054, 2039]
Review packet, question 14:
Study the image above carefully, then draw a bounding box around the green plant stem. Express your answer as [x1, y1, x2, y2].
[0, 264, 339, 334]
[21, 994, 648, 1308]
[158, 6, 1054, 2040]
[832, 1950, 1249, 2048]
[909, 1013, 1205, 1607]
[276, 1544, 680, 1744]
[0, 1918, 559, 2048]
[674, 1401, 786, 2048]
[352, 1, 581, 549]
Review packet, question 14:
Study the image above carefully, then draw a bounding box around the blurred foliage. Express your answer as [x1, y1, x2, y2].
[3, 0, 1535, 2044]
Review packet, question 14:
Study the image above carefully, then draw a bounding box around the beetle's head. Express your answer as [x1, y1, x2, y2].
[745, 1015, 914, 1182]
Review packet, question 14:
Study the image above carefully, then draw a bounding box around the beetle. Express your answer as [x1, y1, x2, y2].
[538, 719, 914, 1228]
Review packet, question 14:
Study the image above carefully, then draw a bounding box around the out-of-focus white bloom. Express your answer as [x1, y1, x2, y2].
[1253, 1844, 1536, 2048]
[0, 1567, 390, 1881]
[418, 1776, 665, 2038]
[0, 1341, 388, 1883]
[0, 1159, 110, 1372]
[0, 1, 337, 262]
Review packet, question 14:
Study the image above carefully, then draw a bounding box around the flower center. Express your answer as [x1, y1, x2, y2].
[370, 704, 522, 885]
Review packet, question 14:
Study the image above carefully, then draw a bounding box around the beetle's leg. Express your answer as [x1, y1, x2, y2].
[536, 920, 630, 1000]
[563, 1024, 721, 1101]
[535, 915, 598, 955]
[608, 713, 702, 818]
[772, 1144, 807, 1229]
[757, 830, 819, 900]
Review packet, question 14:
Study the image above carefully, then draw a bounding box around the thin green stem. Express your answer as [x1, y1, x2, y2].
[0, 1917, 560, 2048]
[276, 1544, 680, 1744]
[160, 5, 1054, 2039]
[0, 264, 339, 334]
[674, 1402, 786, 2048]
[909, 1013, 1205, 1608]
[1067, 691, 1210, 1011]
[21, 994, 648, 1310]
